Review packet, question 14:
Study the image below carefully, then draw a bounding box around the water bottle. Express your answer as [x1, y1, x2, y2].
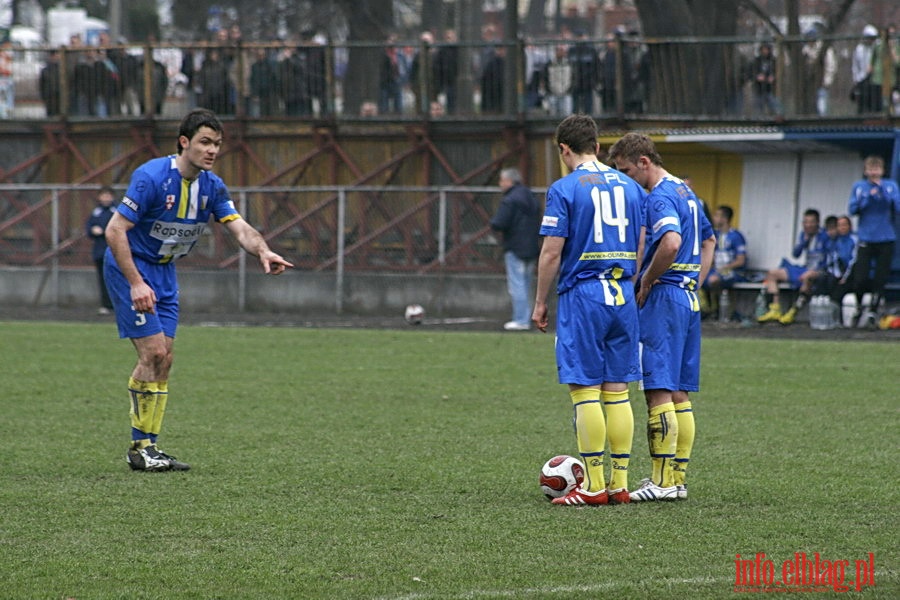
[754, 290, 767, 319]
[810, 296, 828, 330]
[719, 289, 731, 323]
[827, 300, 840, 330]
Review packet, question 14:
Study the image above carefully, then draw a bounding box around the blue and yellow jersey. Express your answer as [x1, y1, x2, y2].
[540, 160, 646, 294]
[641, 174, 714, 290]
[116, 156, 240, 264]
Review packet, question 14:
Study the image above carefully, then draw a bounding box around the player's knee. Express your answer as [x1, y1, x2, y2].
[139, 346, 169, 371]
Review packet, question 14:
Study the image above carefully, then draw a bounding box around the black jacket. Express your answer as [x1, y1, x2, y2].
[490, 183, 540, 260]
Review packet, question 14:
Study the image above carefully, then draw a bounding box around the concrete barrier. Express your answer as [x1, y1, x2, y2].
[0, 266, 520, 318]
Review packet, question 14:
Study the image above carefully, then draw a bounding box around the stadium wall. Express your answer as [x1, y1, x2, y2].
[0, 266, 517, 318]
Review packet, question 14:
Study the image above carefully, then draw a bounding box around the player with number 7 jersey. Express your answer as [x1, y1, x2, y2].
[533, 114, 647, 507]
[607, 132, 716, 503]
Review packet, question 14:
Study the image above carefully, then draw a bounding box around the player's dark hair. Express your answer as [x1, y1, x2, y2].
[716, 205, 734, 221]
[607, 132, 664, 168]
[803, 208, 820, 222]
[824, 214, 838, 228]
[555, 114, 599, 155]
[176, 108, 224, 154]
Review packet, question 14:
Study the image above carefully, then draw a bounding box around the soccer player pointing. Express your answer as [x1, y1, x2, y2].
[533, 114, 647, 506]
[105, 108, 294, 472]
[607, 133, 715, 502]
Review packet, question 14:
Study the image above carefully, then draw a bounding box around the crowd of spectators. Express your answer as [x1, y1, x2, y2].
[0, 21, 895, 120]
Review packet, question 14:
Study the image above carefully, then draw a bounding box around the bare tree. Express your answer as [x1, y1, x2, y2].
[633, 0, 858, 116]
[334, 0, 394, 116]
[634, 0, 741, 115]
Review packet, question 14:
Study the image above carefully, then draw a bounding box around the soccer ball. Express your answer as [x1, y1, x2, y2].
[404, 304, 425, 325]
[539, 455, 585, 499]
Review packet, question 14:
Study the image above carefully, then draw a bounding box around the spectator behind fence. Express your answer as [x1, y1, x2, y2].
[141, 57, 169, 115]
[868, 24, 899, 115]
[749, 42, 782, 117]
[480, 44, 506, 114]
[600, 33, 618, 113]
[40, 49, 62, 117]
[491, 167, 540, 331]
[700, 205, 748, 321]
[623, 33, 649, 114]
[250, 48, 281, 117]
[379, 33, 404, 115]
[408, 30, 434, 115]
[305, 33, 328, 116]
[198, 48, 231, 115]
[433, 29, 460, 114]
[851, 25, 879, 113]
[66, 34, 87, 115]
[280, 42, 312, 117]
[94, 32, 123, 117]
[181, 48, 197, 109]
[801, 26, 836, 116]
[545, 42, 573, 116]
[567, 29, 601, 115]
[847, 155, 900, 327]
[757, 208, 829, 325]
[523, 37, 548, 112]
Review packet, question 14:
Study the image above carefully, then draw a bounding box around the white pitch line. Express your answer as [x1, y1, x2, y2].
[377, 576, 728, 600]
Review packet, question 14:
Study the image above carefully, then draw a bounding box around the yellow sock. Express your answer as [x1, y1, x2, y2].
[602, 390, 633, 491]
[150, 380, 169, 441]
[129, 377, 157, 438]
[647, 402, 678, 488]
[571, 388, 606, 492]
[673, 400, 695, 487]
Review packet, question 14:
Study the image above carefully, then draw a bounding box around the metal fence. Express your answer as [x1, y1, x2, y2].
[3, 32, 898, 121]
[0, 184, 548, 311]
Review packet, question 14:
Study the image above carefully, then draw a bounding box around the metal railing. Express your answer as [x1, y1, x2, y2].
[3, 32, 898, 122]
[0, 184, 548, 310]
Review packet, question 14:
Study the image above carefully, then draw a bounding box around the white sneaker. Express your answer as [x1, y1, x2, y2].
[676, 484, 688, 500]
[503, 321, 530, 331]
[629, 478, 678, 502]
[126, 444, 172, 472]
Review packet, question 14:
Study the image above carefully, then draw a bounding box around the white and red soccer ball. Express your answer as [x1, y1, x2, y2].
[404, 304, 425, 325]
[539, 455, 585, 500]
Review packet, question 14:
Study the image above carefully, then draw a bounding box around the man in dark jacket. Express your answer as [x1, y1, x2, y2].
[491, 168, 541, 330]
[40, 50, 62, 116]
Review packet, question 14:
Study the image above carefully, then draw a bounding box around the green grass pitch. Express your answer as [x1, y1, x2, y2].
[1, 321, 897, 599]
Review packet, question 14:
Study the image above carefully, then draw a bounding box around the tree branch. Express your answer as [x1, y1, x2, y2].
[740, 0, 782, 36]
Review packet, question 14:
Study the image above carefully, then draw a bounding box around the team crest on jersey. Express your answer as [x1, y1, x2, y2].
[165, 194, 175, 210]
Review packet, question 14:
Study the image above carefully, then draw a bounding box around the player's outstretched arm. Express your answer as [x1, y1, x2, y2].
[225, 218, 295, 275]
